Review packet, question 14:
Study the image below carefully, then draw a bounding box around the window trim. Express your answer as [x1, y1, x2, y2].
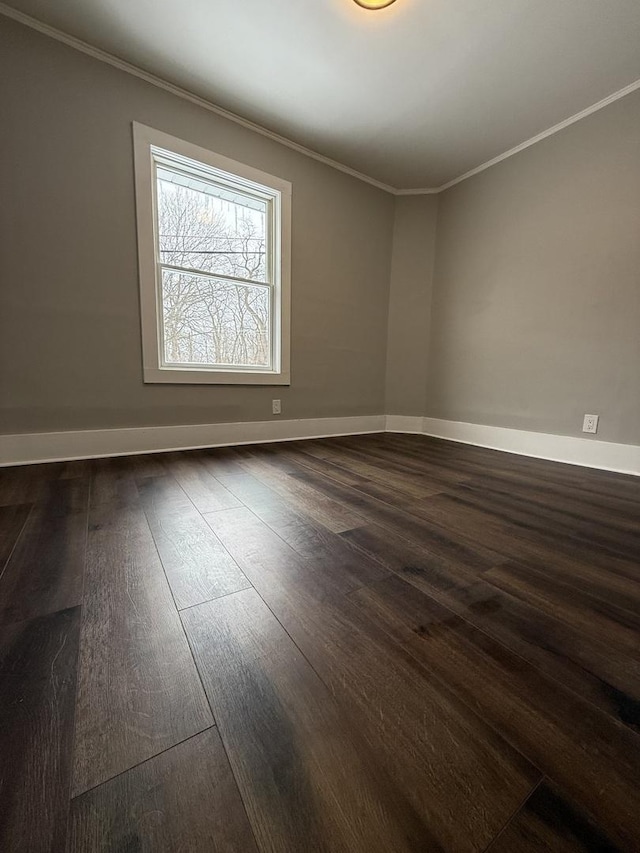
[132, 122, 291, 385]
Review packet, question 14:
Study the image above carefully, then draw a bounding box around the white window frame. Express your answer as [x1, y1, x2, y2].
[132, 122, 291, 384]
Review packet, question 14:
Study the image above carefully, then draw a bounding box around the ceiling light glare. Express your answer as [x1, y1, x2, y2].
[353, 0, 398, 9]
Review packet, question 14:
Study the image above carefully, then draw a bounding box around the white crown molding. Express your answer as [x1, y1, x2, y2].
[386, 415, 639, 476]
[2, 414, 637, 475]
[3, 3, 639, 197]
[433, 78, 640, 193]
[394, 187, 440, 196]
[0, 3, 397, 195]
[0, 416, 386, 466]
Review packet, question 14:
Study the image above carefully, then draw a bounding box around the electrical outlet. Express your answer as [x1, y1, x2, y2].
[272, 399, 281, 415]
[582, 414, 599, 434]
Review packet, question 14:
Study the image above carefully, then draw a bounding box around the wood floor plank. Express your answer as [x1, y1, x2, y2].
[72, 499, 213, 796]
[58, 460, 93, 480]
[0, 464, 49, 506]
[0, 504, 30, 575]
[127, 453, 168, 479]
[413, 487, 640, 564]
[481, 547, 640, 616]
[237, 451, 368, 532]
[67, 729, 259, 853]
[90, 457, 140, 508]
[248, 498, 387, 590]
[0, 480, 89, 626]
[369, 433, 552, 488]
[0, 607, 81, 852]
[343, 522, 640, 733]
[400, 477, 640, 588]
[407, 491, 554, 561]
[138, 476, 250, 609]
[272, 441, 428, 505]
[460, 470, 640, 535]
[349, 574, 640, 849]
[182, 587, 448, 853]
[488, 782, 623, 852]
[382, 431, 638, 500]
[194, 446, 250, 478]
[377, 433, 640, 513]
[1, 435, 638, 851]
[255, 440, 444, 501]
[511, 473, 638, 527]
[213, 468, 296, 507]
[38, 476, 91, 515]
[483, 561, 640, 655]
[200, 502, 382, 598]
[205, 508, 540, 852]
[212, 470, 387, 592]
[309, 437, 468, 493]
[169, 451, 242, 513]
[293, 466, 503, 570]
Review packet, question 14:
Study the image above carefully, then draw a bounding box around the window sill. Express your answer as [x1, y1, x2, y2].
[143, 367, 291, 385]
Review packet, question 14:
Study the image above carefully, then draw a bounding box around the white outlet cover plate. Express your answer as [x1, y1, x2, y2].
[582, 414, 599, 433]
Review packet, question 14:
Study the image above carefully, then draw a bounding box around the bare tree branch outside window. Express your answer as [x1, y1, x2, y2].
[156, 173, 270, 367]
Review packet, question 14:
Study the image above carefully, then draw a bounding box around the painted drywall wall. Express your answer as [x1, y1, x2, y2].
[0, 18, 394, 434]
[2, 15, 639, 448]
[426, 89, 640, 445]
[385, 196, 439, 416]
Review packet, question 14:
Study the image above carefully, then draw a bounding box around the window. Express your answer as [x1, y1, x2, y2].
[132, 123, 291, 384]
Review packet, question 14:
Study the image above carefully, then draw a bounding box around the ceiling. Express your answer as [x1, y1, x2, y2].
[3, 0, 640, 189]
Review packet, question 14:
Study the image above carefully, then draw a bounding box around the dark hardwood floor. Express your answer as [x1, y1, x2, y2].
[0, 432, 638, 851]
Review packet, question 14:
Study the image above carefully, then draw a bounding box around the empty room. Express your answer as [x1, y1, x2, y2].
[1, 0, 639, 850]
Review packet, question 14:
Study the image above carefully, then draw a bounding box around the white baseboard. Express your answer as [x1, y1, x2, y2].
[384, 415, 425, 435]
[1, 413, 637, 475]
[0, 415, 385, 467]
[416, 416, 639, 476]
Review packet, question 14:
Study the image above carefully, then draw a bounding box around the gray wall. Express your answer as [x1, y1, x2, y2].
[0, 18, 394, 434]
[427, 90, 640, 445]
[385, 196, 439, 416]
[2, 16, 639, 447]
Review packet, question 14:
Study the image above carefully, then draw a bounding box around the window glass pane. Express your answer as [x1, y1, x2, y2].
[157, 167, 268, 282]
[161, 270, 270, 368]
